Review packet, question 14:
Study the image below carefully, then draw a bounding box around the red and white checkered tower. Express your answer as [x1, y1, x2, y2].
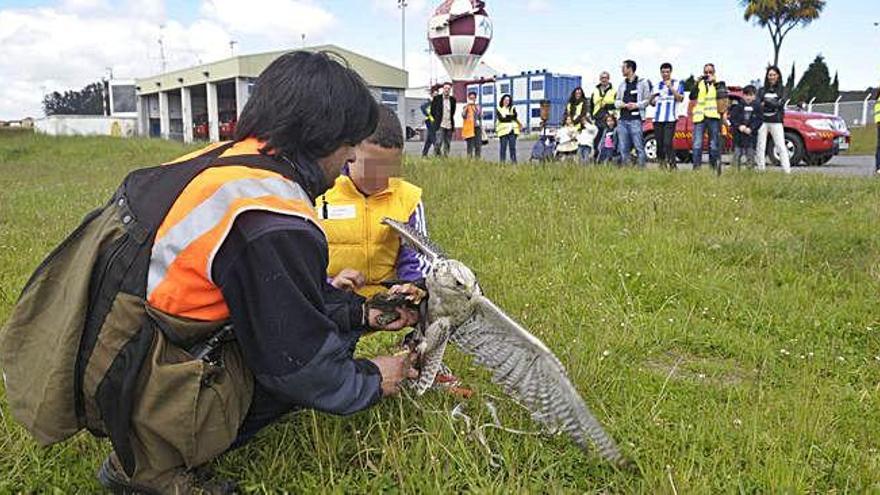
[428, 0, 492, 81]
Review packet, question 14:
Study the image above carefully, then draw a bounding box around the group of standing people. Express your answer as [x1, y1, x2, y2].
[422, 59, 799, 174]
[422, 82, 522, 162]
[561, 60, 792, 174]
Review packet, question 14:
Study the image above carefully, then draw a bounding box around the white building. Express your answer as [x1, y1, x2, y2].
[134, 45, 408, 142]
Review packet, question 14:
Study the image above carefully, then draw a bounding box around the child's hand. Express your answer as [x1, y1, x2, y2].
[331, 269, 365, 291]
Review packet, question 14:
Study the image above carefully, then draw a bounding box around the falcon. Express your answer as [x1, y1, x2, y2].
[382, 218, 626, 466]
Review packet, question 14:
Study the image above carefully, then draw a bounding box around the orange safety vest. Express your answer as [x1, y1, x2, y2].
[462, 104, 480, 139]
[147, 138, 322, 321]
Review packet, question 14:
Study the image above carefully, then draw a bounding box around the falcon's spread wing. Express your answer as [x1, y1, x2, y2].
[382, 217, 444, 263]
[451, 296, 625, 465]
[382, 216, 624, 465]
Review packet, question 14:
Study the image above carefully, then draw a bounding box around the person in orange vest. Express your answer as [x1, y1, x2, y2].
[91, 51, 420, 493]
[461, 90, 483, 158]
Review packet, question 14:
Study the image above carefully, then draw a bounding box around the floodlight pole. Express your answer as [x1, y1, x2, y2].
[398, 0, 408, 72]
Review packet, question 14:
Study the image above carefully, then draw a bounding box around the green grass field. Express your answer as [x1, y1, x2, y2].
[844, 125, 878, 155]
[2, 132, 880, 493]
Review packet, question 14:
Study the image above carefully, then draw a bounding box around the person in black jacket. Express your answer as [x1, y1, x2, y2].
[96, 51, 421, 494]
[430, 83, 456, 157]
[728, 85, 762, 168]
[755, 65, 791, 173]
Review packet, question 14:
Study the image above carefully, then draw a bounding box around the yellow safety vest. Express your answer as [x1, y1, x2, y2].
[874, 99, 880, 124]
[567, 101, 585, 119]
[693, 80, 720, 123]
[496, 106, 520, 136]
[591, 85, 617, 117]
[316, 175, 422, 298]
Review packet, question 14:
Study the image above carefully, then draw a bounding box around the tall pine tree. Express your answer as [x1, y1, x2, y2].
[785, 62, 796, 94]
[830, 72, 839, 100]
[791, 55, 834, 103]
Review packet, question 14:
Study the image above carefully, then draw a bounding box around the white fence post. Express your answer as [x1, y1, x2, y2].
[833, 95, 842, 116]
[808, 97, 816, 113]
[862, 93, 872, 126]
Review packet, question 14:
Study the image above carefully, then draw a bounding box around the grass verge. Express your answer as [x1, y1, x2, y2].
[2, 133, 880, 492]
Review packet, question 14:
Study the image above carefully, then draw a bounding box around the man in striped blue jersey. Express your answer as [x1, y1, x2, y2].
[650, 63, 685, 169]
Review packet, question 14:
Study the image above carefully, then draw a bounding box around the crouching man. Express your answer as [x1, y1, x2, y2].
[0, 51, 419, 494]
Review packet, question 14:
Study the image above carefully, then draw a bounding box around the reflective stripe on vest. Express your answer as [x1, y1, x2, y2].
[147, 151, 321, 321]
[316, 175, 422, 298]
[496, 107, 519, 136]
[874, 100, 880, 124]
[591, 86, 616, 116]
[693, 81, 719, 123]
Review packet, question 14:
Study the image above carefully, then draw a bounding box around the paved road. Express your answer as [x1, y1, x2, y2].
[404, 140, 877, 177]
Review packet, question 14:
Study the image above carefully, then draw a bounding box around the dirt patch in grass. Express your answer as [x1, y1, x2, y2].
[641, 350, 755, 387]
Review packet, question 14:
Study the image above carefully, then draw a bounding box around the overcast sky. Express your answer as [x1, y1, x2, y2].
[1, 0, 878, 119]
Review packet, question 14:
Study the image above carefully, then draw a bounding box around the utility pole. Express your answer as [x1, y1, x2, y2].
[301, 33, 306, 48]
[157, 24, 167, 73]
[158, 38, 167, 73]
[398, 0, 408, 72]
[229, 40, 238, 57]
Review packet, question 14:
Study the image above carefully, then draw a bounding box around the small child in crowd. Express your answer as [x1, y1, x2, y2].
[555, 116, 580, 160]
[576, 116, 599, 165]
[597, 114, 619, 164]
[728, 85, 762, 168]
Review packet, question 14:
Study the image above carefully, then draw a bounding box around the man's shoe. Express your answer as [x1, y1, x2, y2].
[97, 453, 237, 495]
[97, 454, 160, 495]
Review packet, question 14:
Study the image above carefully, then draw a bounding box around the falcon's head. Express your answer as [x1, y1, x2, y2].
[427, 259, 480, 306]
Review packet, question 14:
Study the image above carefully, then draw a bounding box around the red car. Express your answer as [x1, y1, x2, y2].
[219, 111, 236, 141]
[191, 112, 236, 141]
[193, 114, 209, 140]
[643, 87, 851, 166]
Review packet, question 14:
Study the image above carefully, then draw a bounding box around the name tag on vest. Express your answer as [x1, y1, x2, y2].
[325, 204, 356, 220]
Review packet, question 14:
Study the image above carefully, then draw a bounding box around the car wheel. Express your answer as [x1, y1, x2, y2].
[770, 131, 805, 167]
[644, 134, 657, 161]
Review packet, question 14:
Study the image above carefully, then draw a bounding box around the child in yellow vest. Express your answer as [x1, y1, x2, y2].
[317, 106, 430, 298]
[317, 106, 466, 394]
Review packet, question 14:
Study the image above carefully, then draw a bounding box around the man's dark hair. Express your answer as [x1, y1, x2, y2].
[743, 85, 757, 95]
[660, 62, 673, 71]
[234, 51, 379, 161]
[365, 105, 403, 149]
[468, 91, 477, 98]
[624, 60, 637, 73]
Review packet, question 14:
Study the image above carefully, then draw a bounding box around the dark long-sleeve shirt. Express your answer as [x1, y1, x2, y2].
[212, 211, 382, 416]
[728, 99, 762, 147]
[758, 84, 786, 124]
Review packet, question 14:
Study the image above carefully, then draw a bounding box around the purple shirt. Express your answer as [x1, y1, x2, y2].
[397, 201, 431, 281]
